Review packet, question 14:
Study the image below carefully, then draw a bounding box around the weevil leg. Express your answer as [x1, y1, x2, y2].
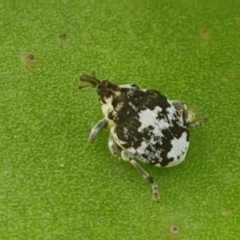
[172, 101, 200, 124]
[108, 133, 122, 157]
[88, 118, 108, 143]
[172, 101, 186, 111]
[188, 118, 207, 129]
[172, 101, 192, 122]
[121, 150, 160, 202]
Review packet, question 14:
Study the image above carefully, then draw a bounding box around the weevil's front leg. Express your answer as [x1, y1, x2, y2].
[121, 150, 160, 202]
[88, 118, 108, 143]
[108, 133, 122, 157]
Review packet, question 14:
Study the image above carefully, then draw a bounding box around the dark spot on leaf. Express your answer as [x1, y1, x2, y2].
[59, 33, 67, 39]
[22, 53, 37, 69]
[78, 85, 85, 90]
[200, 29, 211, 39]
[27, 54, 35, 61]
[170, 225, 180, 235]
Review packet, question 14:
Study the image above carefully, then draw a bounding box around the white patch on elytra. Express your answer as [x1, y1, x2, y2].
[137, 106, 162, 132]
[137, 141, 148, 154]
[167, 104, 177, 119]
[157, 118, 170, 130]
[166, 132, 189, 167]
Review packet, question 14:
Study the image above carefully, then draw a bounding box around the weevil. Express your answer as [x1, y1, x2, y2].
[79, 72, 205, 202]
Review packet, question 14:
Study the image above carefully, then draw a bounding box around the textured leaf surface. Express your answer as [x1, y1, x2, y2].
[0, 1, 239, 239]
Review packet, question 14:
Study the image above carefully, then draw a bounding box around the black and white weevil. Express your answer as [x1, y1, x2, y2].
[79, 72, 206, 202]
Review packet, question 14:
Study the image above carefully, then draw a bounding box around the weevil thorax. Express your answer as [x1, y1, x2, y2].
[79, 74, 146, 127]
[97, 81, 146, 127]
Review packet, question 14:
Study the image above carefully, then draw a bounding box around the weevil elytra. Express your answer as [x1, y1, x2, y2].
[79, 72, 205, 202]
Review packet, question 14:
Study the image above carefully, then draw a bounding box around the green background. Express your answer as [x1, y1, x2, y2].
[1, 1, 240, 239]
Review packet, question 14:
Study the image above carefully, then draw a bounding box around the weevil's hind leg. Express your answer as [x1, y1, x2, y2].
[121, 150, 160, 202]
[172, 101, 192, 122]
[88, 118, 108, 143]
[173, 101, 206, 124]
[108, 133, 122, 157]
[172, 101, 206, 129]
[188, 118, 207, 129]
[172, 101, 186, 111]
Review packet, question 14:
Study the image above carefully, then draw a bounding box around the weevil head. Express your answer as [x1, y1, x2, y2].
[79, 73, 146, 124]
[79, 73, 119, 104]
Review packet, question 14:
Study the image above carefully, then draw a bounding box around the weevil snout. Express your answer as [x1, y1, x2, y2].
[79, 73, 101, 87]
[79, 72, 119, 103]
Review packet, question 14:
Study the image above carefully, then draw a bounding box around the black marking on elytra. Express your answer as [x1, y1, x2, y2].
[168, 120, 189, 140]
[110, 90, 147, 125]
[145, 90, 171, 111]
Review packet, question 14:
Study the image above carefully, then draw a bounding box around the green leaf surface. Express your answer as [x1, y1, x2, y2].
[0, 1, 239, 239]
